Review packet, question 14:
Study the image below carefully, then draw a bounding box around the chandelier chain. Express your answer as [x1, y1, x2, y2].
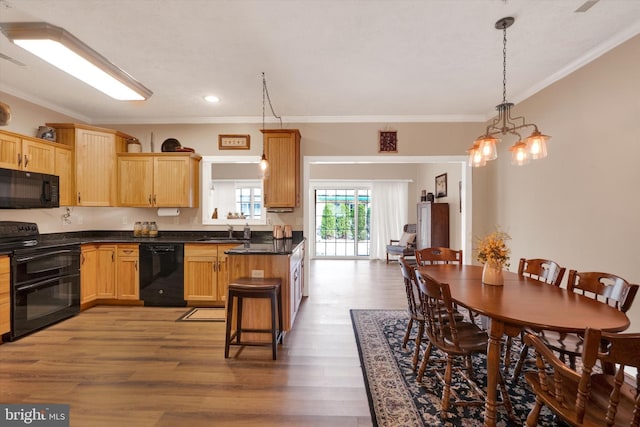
[502, 22, 508, 104]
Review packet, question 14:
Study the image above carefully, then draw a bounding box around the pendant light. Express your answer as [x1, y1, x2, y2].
[467, 17, 551, 167]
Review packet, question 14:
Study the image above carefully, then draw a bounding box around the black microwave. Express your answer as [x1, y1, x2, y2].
[0, 168, 59, 209]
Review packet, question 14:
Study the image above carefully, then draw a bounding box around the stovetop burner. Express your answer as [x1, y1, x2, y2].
[0, 221, 40, 250]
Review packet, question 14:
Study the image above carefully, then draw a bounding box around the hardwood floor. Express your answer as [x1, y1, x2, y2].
[0, 259, 406, 427]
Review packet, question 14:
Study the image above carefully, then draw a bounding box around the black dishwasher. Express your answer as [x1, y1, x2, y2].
[139, 244, 186, 307]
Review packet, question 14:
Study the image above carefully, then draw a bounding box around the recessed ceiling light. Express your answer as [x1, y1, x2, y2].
[204, 95, 220, 103]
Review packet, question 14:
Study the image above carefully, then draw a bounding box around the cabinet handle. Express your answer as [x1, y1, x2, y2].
[123, 249, 133, 254]
[148, 195, 152, 206]
[135, 260, 138, 271]
[23, 154, 29, 167]
[17, 153, 22, 167]
[213, 261, 217, 273]
[77, 192, 81, 204]
[112, 251, 115, 262]
[153, 195, 157, 205]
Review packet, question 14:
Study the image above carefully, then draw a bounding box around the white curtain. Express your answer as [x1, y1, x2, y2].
[370, 181, 409, 260]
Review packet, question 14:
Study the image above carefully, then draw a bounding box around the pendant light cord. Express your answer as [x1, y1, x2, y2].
[262, 72, 283, 129]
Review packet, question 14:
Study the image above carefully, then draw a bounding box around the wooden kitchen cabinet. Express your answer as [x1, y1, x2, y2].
[116, 245, 139, 300]
[184, 243, 236, 303]
[48, 123, 136, 206]
[0, 256, 9, 337]
[95, 245, 117, 298]
[0, 129, 56, 174]
[261, 129, 301, 210]
[80, 245, 98, 306]
[117, 153, 201, 208]
[54, 145, 74, 206]
[81, 244, 140, 304]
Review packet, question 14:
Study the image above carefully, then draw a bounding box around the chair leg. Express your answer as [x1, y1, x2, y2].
[498, 370, 516, 421]
[402, 317, 414, 349]
[386, 253, 389, 264]
[224, 295, 234, 358]
[440, 355, 454, 418]
[513, 344, 529, 381]
[503, 335, 513, 377]
[412, 321, 424, 371]
[270, 293, 277, 360]
[416, 341, 433, 382]
[526, 398, 544, 426]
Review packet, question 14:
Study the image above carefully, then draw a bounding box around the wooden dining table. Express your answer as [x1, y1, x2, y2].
[417, 264, 630, 427]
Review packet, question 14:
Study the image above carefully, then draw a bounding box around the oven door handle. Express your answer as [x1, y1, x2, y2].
[15, 274, 78, 292]
[14, 248, 79, 264]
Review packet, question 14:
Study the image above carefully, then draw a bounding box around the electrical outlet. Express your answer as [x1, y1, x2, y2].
[122, 216, 128, 225]
[251, 269, 264, 278]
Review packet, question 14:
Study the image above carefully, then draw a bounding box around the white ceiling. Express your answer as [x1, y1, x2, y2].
[0, 0, 639, 125]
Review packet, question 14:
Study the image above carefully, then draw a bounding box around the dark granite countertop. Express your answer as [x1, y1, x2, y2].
[0, 230, 304, 255]
[225, 239, 304, 255]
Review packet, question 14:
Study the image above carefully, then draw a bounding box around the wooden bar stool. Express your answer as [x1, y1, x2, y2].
[224, 277, 283, 360]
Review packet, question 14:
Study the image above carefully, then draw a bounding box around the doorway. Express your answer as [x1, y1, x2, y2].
[313, 187, 371, 258]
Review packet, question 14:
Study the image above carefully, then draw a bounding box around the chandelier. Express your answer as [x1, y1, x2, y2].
[468, 17, 550, 167]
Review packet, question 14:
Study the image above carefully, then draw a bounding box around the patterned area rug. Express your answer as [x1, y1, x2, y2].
[178, 307, 226, 322]
[350, 309, 558, 427]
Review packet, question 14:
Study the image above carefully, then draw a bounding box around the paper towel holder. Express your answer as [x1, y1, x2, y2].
[157, 208, 180, 217]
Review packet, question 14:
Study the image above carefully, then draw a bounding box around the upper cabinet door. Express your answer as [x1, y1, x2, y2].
[153, 156, 192, 207]
[21, 138, 55, 174]
[0, 132, 21, 170]
[117, 155, 154, 206]
[75, 129, 116, 206]
[262, 129, 300, 209]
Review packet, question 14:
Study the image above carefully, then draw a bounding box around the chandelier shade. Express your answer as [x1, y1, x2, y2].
[468, 17, 551, 167]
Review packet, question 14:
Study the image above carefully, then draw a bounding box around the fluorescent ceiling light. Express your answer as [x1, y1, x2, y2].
[0, 22, 152, 101]
[204, 95, 220, 103]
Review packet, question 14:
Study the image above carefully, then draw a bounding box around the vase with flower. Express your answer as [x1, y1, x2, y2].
[475, 229, 511, 286]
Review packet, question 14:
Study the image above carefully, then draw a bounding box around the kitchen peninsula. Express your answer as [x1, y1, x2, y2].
[226, 239, 305, 336]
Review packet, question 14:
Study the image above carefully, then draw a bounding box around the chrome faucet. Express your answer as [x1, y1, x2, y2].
[228, 224, 234, 239]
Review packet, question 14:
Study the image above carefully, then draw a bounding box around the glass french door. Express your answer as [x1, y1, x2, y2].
[314, 188, 370, 257]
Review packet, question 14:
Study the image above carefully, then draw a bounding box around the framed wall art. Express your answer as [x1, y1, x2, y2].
[378, 130, 398, 153]
[218, 134, 250, 150]
[435, 173, 447, 198]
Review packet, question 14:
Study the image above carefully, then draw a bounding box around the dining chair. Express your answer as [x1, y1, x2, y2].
[518, 258, 566, 286]
[399, 256, 464, 371]
[398, 256, 425, 370]
[414, 269, 515, 421]
[517, 270, 638, 376]
[415, 247, 463, 266]
[415, 247, 482, 328]
[505, 257, 566, 378]
[523, 327, 640, 427]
